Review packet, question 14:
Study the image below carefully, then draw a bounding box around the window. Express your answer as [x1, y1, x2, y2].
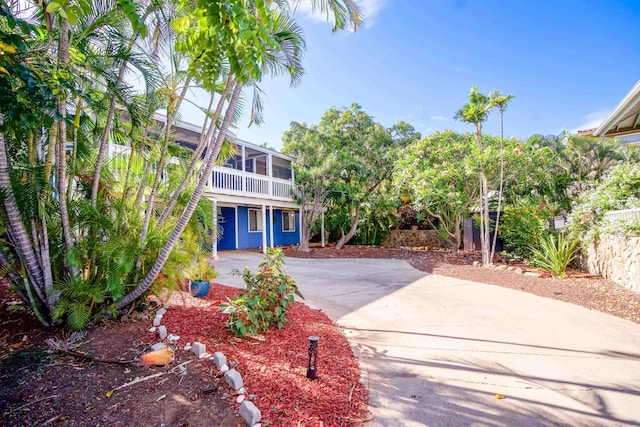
[282, 211, 295, 232]
[248, 209, 262, 232]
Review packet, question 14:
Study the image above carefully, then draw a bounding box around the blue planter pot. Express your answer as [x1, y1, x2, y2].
[189, 280, 210, 298]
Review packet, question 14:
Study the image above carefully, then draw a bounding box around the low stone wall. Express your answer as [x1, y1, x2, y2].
[383, 229, 448, 249]
[577, 235, 640, 293]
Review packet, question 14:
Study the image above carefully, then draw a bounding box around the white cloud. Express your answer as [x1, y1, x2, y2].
[430, 115, 446, 121]
[571, 110, 609, 133]
[294, 0, 387, 30]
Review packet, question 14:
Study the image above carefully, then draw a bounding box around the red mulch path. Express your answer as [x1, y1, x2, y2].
[161, 284, 369, 427]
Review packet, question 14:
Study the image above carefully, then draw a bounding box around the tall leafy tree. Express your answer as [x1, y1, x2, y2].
[394, 131, 478, 252]
[283, 105, 417, 250]
[282, 121, 336, 252]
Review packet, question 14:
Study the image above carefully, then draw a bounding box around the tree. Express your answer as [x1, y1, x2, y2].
[455, 85, 494, 263]
[284, 105, 416, 250]
[394, 130, 552, 254]
[527, 132, 639, 212]
[321, 105, 414, 249]
[282, 122, 336, 252]
[394, 131, 479, 252]
[114, 0, 361, 309]
[488, 91, 514, 263]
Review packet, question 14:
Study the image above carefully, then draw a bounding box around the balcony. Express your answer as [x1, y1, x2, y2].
[206, 166, 296, 202]
[106, 138, 298, 203]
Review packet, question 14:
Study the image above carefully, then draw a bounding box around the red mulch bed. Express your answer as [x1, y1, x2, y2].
[161, 284, 369, 427]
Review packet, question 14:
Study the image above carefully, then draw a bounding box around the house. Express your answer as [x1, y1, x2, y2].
[110, 115, 301, 255]
[590, 80, 640, 145]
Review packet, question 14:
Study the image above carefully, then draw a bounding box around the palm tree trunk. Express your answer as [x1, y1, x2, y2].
[133, 119, 154, 210]
[481, 172, 490, 264]
[56, 17, 77, 275]
[157, 77, 233, 227]
[139, 76, 192, 246]
[115, 82, 243, 310]
[91, 50, 131, 207]
[490, 107, 505, 263]
[43, 124, 57, 186]
[0, 114, 48, 312]
[475, 122, 489, 264]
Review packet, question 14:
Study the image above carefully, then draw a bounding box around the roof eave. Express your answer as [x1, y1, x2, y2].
[593, 80, 640, 136]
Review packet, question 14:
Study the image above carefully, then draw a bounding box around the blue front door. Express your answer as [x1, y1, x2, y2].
[218, 207, 236, 250]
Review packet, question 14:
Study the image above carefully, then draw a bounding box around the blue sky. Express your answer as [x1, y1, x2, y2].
[184, 0, 640, 149]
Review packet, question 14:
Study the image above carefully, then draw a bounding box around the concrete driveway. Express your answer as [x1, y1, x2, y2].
[214, 251, 640, 426]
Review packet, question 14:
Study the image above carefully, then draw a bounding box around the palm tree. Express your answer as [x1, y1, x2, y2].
[114, 0, 361, 309]
[488, 91, 514, 263]
[455, 85, 493, 264]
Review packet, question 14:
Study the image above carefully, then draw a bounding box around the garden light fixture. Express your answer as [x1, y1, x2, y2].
[306, 335, 319, 380]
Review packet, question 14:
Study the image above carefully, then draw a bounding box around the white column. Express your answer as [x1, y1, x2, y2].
[267, 153, 273, 197]
[269, 205, 274, 248]
[321, 209, 325, 248]
[234, 206, 239, 249]
[241, 145, 246, 193]
[261, 204, 267, 254]
[212, 199, 218, 259]
[299, 206, 303, 248]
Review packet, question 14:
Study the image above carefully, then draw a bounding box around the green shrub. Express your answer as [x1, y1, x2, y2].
[529, 233, 578, 277]
[499, 201, 552, 259]
[569, 162, 640, 242]
[220, 248, 303, 337]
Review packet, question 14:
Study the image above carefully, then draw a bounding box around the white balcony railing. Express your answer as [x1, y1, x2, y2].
[605, 208, 640, 222]
[207, 166, 296, 202]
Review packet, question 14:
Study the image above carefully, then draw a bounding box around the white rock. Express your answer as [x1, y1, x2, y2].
[238, 387, 246, 395]
[150, 342, 167, 351]
[199, 352, 212, 359]
[220, 364, 229, 373]
[167, 334, 181, 343]
[191, 341, 206, 357]
[184, 345, 192, 351]
[148, 327, 157, 333]
[236, 394, 245, 404]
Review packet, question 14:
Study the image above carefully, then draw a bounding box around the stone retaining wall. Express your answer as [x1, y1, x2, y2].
[383, 229, 448, 249]
[577, 235, 640, 293]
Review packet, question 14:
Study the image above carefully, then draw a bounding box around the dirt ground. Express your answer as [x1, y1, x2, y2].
[0, 296, 244, 427]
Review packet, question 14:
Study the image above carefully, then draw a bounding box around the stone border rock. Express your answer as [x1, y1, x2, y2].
[472, 261, 544, 277]
[147, 306, 262, 426]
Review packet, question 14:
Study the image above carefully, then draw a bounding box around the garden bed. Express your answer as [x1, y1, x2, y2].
[0, 282, 368, 426]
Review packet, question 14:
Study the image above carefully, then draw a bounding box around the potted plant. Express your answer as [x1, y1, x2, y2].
[185, 256, 218, 298]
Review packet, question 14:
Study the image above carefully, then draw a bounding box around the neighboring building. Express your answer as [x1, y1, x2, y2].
[110, 116, 300, 255]
[590, 80, 640, 146]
